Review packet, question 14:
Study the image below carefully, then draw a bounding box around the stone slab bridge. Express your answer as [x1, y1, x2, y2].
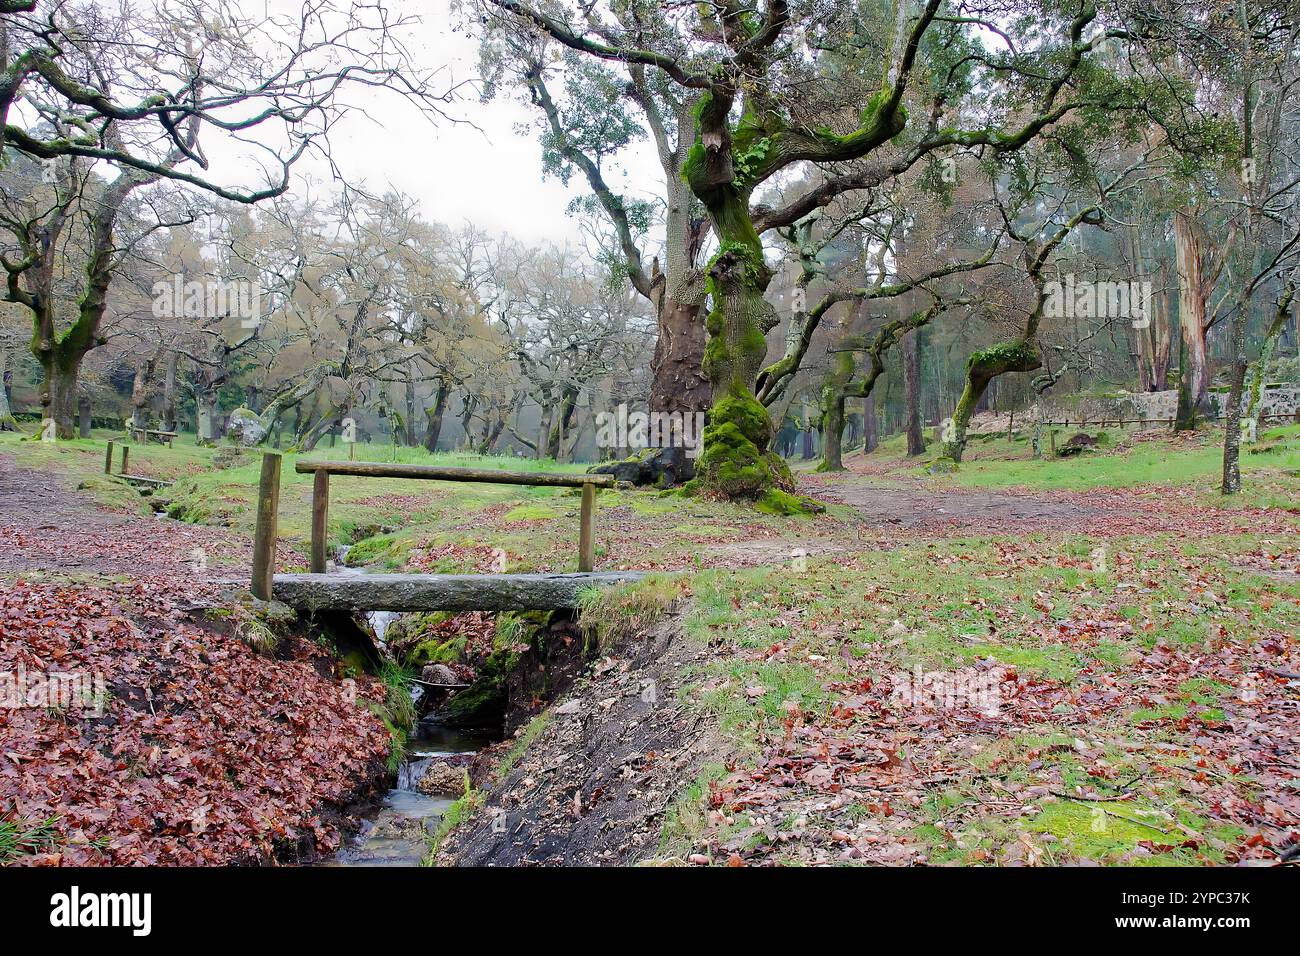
[247, 455, 644, 612]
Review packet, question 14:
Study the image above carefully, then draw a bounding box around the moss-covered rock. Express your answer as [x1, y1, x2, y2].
[435, 651, 509, 729]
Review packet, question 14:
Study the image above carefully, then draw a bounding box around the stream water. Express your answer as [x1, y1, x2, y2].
[325, 723, 495, 866]
[321, 546, 496, 866]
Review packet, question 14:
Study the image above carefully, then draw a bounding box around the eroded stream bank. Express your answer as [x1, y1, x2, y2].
[314, 543, 599, 865]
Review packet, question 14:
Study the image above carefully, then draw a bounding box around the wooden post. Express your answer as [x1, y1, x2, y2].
[251, 453, 282, 601]
[120, 445, 129, 475]
[1049, 429, 1057, 457]
[310, 469, 330, 573]
[104, 440, 114, 475]
[578, 480, 596, 572]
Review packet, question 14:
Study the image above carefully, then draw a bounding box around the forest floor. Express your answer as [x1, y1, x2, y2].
[1, 423, 1298, 866]
[0, 445, 394, 865]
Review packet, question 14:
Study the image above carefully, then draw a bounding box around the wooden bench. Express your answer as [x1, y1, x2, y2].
[129, 428, 177, 447]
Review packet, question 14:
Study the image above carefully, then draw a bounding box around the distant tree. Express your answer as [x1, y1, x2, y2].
[0, 0, 448, 436]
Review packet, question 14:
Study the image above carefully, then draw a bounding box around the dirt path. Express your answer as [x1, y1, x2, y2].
[800, 472, 1102, 531]
[0, 454, 248, 584]
[440, 610, 714, 866]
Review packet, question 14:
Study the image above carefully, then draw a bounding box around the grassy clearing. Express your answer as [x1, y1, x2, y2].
[0, 429, 217, 513]
[856, 424, 1300, 510]
[8, 424, 1297, 866]
[664, 527, 1297, 864]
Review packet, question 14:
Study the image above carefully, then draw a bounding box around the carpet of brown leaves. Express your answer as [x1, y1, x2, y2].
[0, 579, 390, 865]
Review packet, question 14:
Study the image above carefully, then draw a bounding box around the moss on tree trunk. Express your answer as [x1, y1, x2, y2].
[943, 339, 1041, 462]
[688, 194, 791, 499]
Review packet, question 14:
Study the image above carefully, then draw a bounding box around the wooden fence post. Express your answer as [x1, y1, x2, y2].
[310, 469, 329, 574]
[578, 480, 596, 572]
[120, 445, 129, 475]
[104, 440, 114, 475]
[251, 453, 282, 600]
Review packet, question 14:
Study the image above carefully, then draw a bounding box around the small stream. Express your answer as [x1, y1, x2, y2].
[326, 723, 495, 866]
[322, 546, 497, 866]
[148, 498, 497, 864]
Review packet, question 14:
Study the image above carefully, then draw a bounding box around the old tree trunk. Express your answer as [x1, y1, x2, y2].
[903, 328, 926, 456]
[943, 340, 1041, 462]
[1174, 212, 1213, 429]
[683, 95, 797, 503]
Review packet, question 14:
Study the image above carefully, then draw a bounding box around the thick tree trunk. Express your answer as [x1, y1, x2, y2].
[196, 390, 219, 445]
[301, 407, 341, 452]
[821, 395, 845, 470]
[546, 388, 578, 460]
[1221, 301, 1248, 494]
[480, 409, 507, 454]
[648, 298, 710, 418]
[405, 374, 419, 446]
[818, 352, 853, 472]
[0, 345, 16, 431]
[684, 96, 789, 500]
[162, 352, 178, 432]
[862, 395, 878, 454]
[37, 351, 83, 438]
[694, 238, 784, 495]
[647, 296, 709, 481]
[903, 328, 925, 456]
[130, 354, 159, 432]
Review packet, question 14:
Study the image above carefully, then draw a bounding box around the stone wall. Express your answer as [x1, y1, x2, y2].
[1040, 386, 1300, 424]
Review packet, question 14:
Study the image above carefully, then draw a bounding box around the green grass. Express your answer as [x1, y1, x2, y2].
[0, 814, 60, 863]
[915, 429, 1300, 512]
[8, 423, 1297, 867]
[658, 763, 729, 859]
[855, 423, 1300, 510]
[421, 773, 482, 865]
[494, 710, 551, 781]
[578, 573, 683, 652]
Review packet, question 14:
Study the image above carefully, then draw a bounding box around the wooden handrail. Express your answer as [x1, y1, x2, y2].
[248, 457, 613, 594]
[294, 460, 614, 488]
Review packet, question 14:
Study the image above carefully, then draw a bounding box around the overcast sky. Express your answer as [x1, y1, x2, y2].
[277, 0, 665, 246]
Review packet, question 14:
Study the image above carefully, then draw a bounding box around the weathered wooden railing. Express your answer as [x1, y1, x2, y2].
[102, 439, 173, 489]
[250, 455, 616, 603]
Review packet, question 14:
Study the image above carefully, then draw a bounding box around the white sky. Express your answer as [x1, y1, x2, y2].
[251, 0, 666, 245]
